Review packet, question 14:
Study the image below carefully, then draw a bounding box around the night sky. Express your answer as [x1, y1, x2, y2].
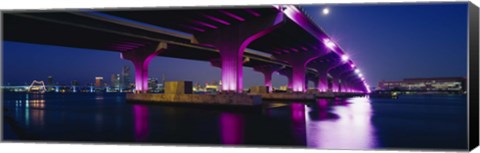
[2, 3, 468, 88]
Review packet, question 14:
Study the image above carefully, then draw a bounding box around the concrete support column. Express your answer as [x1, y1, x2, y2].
[338, 79, 343, 93]
[195, 13, 284, 93]
[288, 59, 309, 92]
[121, 42, 167, 93]
[305, 74, 318, 91]
[313, 79, 319, 90]
[341, 72, 360, 93]
[278, 68, 293, 89]
[306, 52, 343, 92]
[305, 78, 309, 91]
[253, 65, 283, 92]
[327, 76, 334, 92]
[316, 70, 328, 92]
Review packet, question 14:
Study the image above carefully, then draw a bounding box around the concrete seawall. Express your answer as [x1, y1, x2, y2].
[126, 93, 263, 106]
[250, 93, 317, 101]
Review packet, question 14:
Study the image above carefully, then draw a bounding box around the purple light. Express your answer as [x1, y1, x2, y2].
[203, 14, 231, 25]
[214, 11, 283, 92]
[323, 38, 336, 50]
[191, 20, 218, 29]
[291, 63, 307, 92]
[133, 105, 149, 142]
[355, 69, 360, 74]
[220, 113, 244, 145]
[291, 103, 305, 122]
[220, 10, 245, 21]
[244, 9, 261, 17]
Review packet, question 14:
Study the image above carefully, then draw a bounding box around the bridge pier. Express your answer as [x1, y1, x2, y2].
[277, 52, 327, 92]
[194, 13, 284, 93]
[306, 73, 318, 91]
[121, 42, 167, 93]
[253, 65, 283, 92]
[278, 68, 293, 89]
[315, 71, 328, 92]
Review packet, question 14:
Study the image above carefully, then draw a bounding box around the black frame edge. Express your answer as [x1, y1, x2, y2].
[468, 1, 480, 151]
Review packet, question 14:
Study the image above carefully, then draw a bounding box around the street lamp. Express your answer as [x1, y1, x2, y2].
[341, 55, 349, 62]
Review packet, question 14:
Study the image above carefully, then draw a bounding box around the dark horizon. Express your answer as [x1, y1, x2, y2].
[2, 3, 468, 88]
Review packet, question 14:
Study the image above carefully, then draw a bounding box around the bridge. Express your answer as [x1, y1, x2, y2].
[3, 5, 370, 99]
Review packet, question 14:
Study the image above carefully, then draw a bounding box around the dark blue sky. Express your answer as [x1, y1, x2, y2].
[3, 3, 468, 88]
[302, 3, 468, 86]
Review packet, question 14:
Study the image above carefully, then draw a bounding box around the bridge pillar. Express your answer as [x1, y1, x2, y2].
[338, 79, 343, 93]
[195, 13, 284, 93]
[121, 42, 167, 93]
[290, 60, 308, 92]
[278, 68, 293, 89]
[253, 65, 283, 92]
[278, 54, 325, 92]
[316, 72, 329, 92]
[305, 74, 318, 91]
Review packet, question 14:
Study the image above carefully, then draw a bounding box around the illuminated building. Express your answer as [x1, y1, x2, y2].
[111, 74, 121, 91]
[377, 77, 466, 93]
[148, 78, 158, 92]
[95, 77, 103, 87]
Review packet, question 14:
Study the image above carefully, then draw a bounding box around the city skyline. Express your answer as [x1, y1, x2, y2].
[2, 3, 468, 89]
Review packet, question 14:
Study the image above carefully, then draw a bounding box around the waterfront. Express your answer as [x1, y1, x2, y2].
[2, 93, 467, 150]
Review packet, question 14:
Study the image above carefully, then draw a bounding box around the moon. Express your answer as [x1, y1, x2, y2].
[322, 8, 330, 15]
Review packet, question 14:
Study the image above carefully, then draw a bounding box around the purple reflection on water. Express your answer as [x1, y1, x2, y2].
[290, 103, 306, 144]
[291, 103, 305, 122]
[306, 97, 377, 149]
[133, 105, 149, 142]
[219, 113, 244, 145]
[317, 99, 330, 120]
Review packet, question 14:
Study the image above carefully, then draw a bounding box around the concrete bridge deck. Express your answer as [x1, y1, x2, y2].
[4, 5, 370, 97]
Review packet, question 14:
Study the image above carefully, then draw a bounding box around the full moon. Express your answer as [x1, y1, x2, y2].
[322, 8, 330, 15]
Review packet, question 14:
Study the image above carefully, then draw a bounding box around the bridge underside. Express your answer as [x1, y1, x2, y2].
[3, 5, 368, 94]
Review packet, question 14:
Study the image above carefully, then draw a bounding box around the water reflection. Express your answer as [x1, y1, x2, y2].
[308, 99, 337, 121]
[133, 105, 150, 142]
[290, 103, 306, 144]
[20, 93, 47, 128]
[31, 109, 45, 127]
[306, 97, 377, 149]
[95, 94, 104, 101]
[219, 113, 244, 145]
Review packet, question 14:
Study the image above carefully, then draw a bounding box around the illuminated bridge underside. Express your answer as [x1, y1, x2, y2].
[3, 5, 368, 93]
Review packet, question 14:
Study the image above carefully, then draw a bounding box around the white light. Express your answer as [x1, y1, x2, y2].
[322, 8, 330, 15]
[355, 69, 360, 74]
[341, 55, 349, 62]
[358, 73, 363, 77]
[323, 38, 336, 50]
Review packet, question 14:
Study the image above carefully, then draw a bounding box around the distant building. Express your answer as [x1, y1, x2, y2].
[111, 74, 121, 90]
[47, 76, 54, 85]
[121, 66, 130, 90]
[71, 80, 79, 86]
[95, 77, 103, 87]
[377, 77, 466, 93]
[148, 78, 158, 92]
